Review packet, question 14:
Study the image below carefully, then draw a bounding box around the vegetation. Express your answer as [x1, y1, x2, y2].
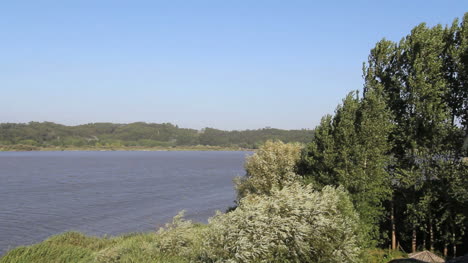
[204, 184, 361, 263]
[0, 122, 313, 151]
[0, 231, 191, 263]
[2, 12, 468, 263]
[361, 249, 407, 263]
[1, 142, 362, 263]
[364, 14, 468, 257]
[300, 13, 468, 258]
[298, 88, 393, 246]
[234, 140, 302, 199]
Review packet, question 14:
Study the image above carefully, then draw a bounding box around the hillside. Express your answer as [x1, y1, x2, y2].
[0, 122, 314, 150]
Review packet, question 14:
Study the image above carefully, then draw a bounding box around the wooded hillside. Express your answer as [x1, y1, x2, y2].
[0, 122, 314, 149]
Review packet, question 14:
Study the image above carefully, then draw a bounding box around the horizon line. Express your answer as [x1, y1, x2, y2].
[0, 120, 314, 132]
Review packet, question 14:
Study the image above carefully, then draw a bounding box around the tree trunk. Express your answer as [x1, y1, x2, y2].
[453, 232, 457, 257]
[429, 220, 434, 251]
[423, 230, 427, 250]
[391, 199, 397, 250]
[443, 227, 449, 257]
[412, 228, 417, 253]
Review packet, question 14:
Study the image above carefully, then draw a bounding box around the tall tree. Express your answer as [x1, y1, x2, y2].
[299, 89, 393, 245]
[363, 14, 468, 255]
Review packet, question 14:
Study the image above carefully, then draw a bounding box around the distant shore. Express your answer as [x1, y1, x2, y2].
[0, 144, 254, 152]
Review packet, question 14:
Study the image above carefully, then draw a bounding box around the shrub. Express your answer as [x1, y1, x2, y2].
[152, 211, 207, 259]
[202, 183, 362, 263]
[234, 140, 302, 199]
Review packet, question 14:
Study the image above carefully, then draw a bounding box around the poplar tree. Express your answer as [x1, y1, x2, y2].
[299, 88, 393, 245]
[363, 14, 468, 255]
[301, 13, 468, 255]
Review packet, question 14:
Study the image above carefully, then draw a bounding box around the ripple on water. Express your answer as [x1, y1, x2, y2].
[0, 150, 250, 255]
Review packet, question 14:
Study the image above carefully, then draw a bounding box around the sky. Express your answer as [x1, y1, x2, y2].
[1, 1, 467, 130]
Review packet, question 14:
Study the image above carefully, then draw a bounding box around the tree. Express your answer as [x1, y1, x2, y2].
[363, 14, 468, 255]
[299, 88, 393, 245]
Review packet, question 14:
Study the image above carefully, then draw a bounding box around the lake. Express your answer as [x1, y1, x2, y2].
[0, 151, 250, 255]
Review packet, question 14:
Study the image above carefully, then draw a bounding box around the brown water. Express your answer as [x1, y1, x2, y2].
[0, 151, 250, 255]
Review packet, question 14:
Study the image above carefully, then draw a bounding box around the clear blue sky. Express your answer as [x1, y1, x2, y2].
[1, 1, 467, 130]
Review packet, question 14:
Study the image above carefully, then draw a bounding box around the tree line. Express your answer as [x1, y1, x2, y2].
[299, 13, 468, 257]
[0, 121, 314, 149]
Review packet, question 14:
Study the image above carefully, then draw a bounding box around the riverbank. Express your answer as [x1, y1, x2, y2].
[0, 145, 254, 152]
[0, 231, 196, 263]
[0, 231, 407, 263]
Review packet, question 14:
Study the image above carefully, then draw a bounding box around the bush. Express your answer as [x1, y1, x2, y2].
[201, 183, 362, 263]
[234, 140, 302, 199]
[152, 211, 207, 259]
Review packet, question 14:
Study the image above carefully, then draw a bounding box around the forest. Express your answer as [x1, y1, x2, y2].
[297, 12, 468, 258]
[0, 122, 314, 149]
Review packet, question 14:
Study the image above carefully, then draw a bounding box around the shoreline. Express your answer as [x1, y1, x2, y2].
[0, 145, 255, 152]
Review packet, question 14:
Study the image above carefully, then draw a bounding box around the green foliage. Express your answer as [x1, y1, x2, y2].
[0, 243, 95, 263]
[202, 183, 362, 263]
[0, 231, 191, 263]
[153, 211, 208, 259]
[0, 232, 105, 263]
[362, 13, 468, 255]
[93, 233, 189, 263]
[234, 140, 302, 199]
[297, 13, 468, 255]
[299, 89, 393, 245]
[0, 122, 314, 150]
[360, 249, 406, 263]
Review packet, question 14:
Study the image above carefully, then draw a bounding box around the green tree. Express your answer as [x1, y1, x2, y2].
[363, 14, 468, 255]
[299, 89, 393, 245]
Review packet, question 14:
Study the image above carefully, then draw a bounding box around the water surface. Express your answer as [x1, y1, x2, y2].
[0, 151, 249, 255]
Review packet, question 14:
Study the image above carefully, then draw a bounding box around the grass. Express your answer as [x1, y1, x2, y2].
[2, 232, 410, 263]
[361, 248, 407, 263]
[0, 232, 190, 263]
